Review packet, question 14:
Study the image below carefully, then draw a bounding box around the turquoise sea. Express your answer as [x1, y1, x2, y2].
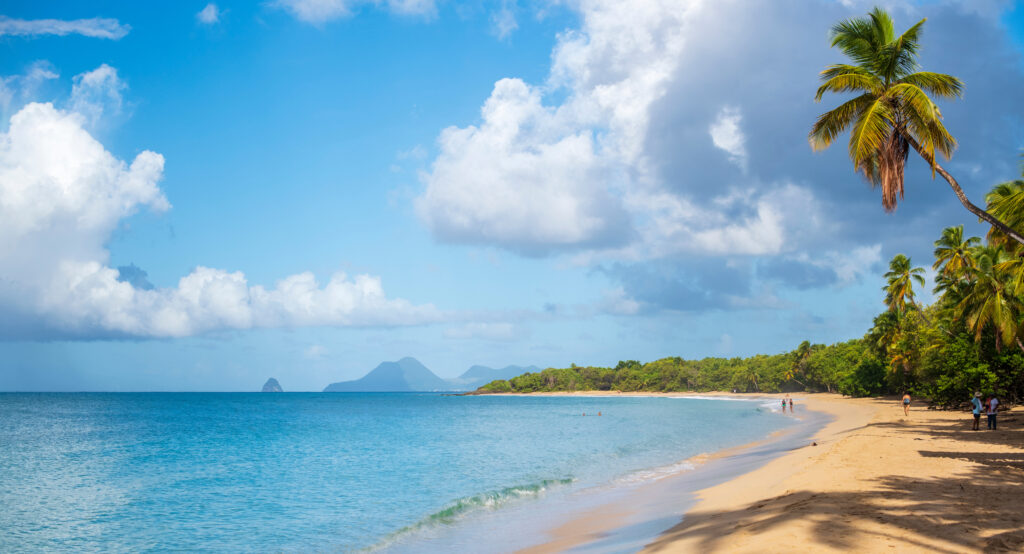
[0, 393, 800, 552]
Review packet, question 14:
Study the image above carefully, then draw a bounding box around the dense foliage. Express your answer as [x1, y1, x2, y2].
[480, 166, 1024, 407]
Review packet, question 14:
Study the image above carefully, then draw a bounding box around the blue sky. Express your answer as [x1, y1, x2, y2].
[1, 0, 1022, 391]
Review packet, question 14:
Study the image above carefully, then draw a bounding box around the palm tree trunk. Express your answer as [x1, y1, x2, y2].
[905, 136, 1024, 247]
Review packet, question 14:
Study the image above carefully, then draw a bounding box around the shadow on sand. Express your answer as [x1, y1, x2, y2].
[643, 409, 1024, 553]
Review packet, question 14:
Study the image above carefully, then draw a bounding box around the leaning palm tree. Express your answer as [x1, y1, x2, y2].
[933, 225, 979, 277]
[883, 254, 926, 314]
[809, 7, 1024, 246]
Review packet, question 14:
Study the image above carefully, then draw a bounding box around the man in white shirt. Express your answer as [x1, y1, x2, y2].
[987, 395, 999, 430]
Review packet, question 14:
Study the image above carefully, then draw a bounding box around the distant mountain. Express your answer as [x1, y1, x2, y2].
[448, 365, 540, 391]
[262, 378, 283, 392]
[323, 357, 451, 392]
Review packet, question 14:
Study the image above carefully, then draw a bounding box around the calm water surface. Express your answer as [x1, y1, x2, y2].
[0, 393, 794, 551]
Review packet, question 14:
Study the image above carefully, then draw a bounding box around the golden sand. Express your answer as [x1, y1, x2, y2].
[512, 392, 1023, 553]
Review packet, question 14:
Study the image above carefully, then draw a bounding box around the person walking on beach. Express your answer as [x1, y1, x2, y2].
[987, 394, 999, 430]
[788, 396, 795, 413]
[971, 392, 983, 431]
[781, 397, 787, 412]
[902, 392, 911, 416]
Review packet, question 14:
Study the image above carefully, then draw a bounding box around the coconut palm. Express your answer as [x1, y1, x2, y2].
[985, 174, 1024, 250]
[883, 254, 926, 314]
[933, 225, 979, 277]
[786, 340, 811, 386]
[955, 245, 1023, 351]
[810, 7, 1024, 245]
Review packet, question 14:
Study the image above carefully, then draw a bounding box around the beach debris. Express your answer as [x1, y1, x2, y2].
[811, 442, 818, 447]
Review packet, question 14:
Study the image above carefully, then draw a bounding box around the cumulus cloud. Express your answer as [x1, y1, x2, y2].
[197, 4, 222, 25]
[0, 16, 130, 39]
[69, 64, 126, 126]
[0, 76, 439, 339]
[416, 0, 1024, 311]
[708, 106, 747, 170]
[416, 78, 632, 255]
[0, 61, 59, 118]
[271, 0, 435, 23]
[417, 0, 826, 261]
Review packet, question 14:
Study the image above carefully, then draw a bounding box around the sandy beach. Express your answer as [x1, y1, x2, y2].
[646, 393, 1024, 553]
[514, 392, 1023, 553]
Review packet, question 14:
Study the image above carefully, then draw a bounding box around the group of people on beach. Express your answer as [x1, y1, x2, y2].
[780, 394, 794, 413]
[970, 392, 999, 431]
[902, 392, 1000, 430]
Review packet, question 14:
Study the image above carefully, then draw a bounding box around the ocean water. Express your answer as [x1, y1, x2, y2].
[0, 393, 796, 552]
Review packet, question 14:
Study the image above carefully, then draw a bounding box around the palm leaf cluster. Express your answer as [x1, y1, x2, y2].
[872, 161, 1024, 371]
[810, 7, 961, 211]
[931, 167, 1024, 352]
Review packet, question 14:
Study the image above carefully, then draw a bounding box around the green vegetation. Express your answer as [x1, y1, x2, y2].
[479, 163, 1024, 405]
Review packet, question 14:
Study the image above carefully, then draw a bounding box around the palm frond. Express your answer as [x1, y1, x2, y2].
[897, 71, 963, 99]
[848, 98, 894, 180]
[809, 93, 873, 150]
[815, 72, 883, 100]
[877, 18, 925, 79]
[830, 17, 879, 67]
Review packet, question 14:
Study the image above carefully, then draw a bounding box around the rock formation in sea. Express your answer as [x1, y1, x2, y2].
[262, 378, 283, 392]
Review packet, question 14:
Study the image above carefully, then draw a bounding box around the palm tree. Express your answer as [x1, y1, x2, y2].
[933, 225, 979, 277]
[883, 254, 926, 314]
[955, 245, 1023, 351]
[985, 173, 1024, 250]
[786, 340, 811, 386]
[809, 7, 1024, 246]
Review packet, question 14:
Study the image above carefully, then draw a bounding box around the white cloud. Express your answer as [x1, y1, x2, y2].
[271, 0, 436, 23]
[69, 64, 125, 127]
[0, 16, 130, 39]
[793, 244, 883, 286]
[273, 0, 351, 23]
[0, 61, 59, 118]
[385, 0, 435, 17]
[416, 0, 830, 261]
[0, 75, 439, 339]
[416, 78, 630, 255]
[598, 287, 641, 315]
[709, 106, 747, 170]
[197, 4, 222, 25]
[492, 3, 518, 39]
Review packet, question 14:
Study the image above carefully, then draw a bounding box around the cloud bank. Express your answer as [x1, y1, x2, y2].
[416, 0, 1024, 312]
[0, 71, 438, 339]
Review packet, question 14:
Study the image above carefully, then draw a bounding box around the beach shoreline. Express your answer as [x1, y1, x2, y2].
[493, 391, 1023, 553]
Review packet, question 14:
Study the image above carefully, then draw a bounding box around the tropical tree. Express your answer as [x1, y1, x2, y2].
[883, 254, 926, 314]
[955, 245, 1023, 352]
[985, 173, 1024, 250]
[809, 7, 1024, 246]
[933, 225, 979, 277]
[786, 340, 811, 386]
